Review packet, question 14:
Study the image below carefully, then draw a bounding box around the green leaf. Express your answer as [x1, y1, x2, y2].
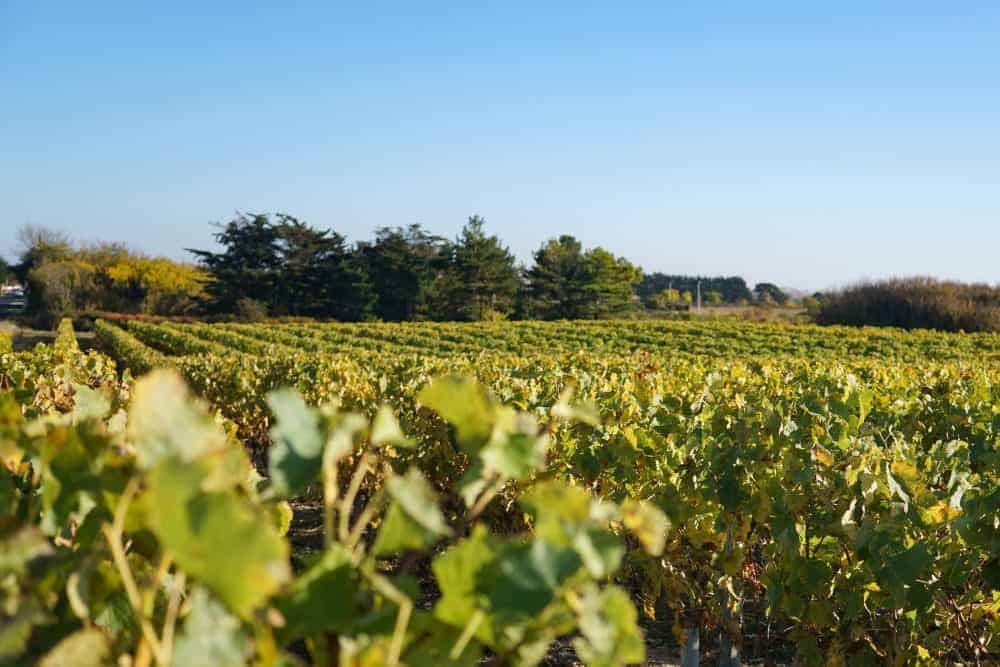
[717, 472, 744, 512]
[886, 543, 933, 586]
[487, 540, 581, 619]
[92, 592, 137, 643]
[373, 501, 437, 556]
[0, 598, 48, 661]
[266, 388, 324, 497]
[621, 500, 670, 556]
[38, 627, 111, 667]
[146, 457, 290, 618]
[372, 469, 454, 557]
[573, 528, 624, 579]
[384, 469, 452, 538]
[128, 370, 227, 469]
[432, 526, 497, 632]
[886, 465, 911, 512]
[0, 526, 53, 575]
[520, 481, 592, 546]
[571, 585, 646, 667]
[480, 429, 547, 481]
[323, 412, 367, 463]
[401, 611, 483, 667]
[417, 377, 495, 451]
[173, 587, 249, 667]
[37, 427, 101, 535]
[370, 405, 413, 449]
[276, 545, 361, 640]
[273, 501, 293, 536]
[857, 389, 873, 425]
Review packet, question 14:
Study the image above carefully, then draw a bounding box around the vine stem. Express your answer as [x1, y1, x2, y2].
[160, 571, 185, 666]
[322, 433, 349, 549]
[133, 639, 153, 667]
[450, 609, 484, 659]
[102, 477, 168, 665]
[339, 450, 373, 542]
[467, 478, 505, 522]
[363, 569, 413, 666]
[718, 520, 742, 667]
[143, 552, 173, 617]
[346, 489, 386, 558]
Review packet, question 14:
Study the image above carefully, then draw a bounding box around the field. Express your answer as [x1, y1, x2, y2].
[1, 318, 997, 665]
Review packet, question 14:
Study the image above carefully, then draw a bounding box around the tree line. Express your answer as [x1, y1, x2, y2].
[188, 213, 643, 321]
[638, 273, 792, 307]
[5, 213, 798, 325]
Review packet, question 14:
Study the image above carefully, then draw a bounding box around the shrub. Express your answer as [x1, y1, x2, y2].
[815, 277, 1000, 332]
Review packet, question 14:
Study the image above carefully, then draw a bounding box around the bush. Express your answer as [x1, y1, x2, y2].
[478, 307, 508, 322]
[815, 277, 1000, 332]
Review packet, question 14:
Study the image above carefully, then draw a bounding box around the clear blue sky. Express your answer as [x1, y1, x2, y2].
[2, 2, 998, 291]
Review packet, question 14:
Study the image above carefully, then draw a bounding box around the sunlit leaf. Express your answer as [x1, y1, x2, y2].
[146, 457, 290, 617]
[128, 370, 227, 468]
[267, 388, 324, 497]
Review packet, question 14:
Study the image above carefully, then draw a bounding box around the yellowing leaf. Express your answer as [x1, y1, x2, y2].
[128, 370, 227, 468]
[621, 500, 670, 556]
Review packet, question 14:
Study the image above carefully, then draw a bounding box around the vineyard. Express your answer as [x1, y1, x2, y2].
[1, 318, 997, 665]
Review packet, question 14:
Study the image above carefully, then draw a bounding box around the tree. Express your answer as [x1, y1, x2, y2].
[441, 216, 521, 320]
[704, 290, 724, 305]
[189, 213, 375, 320]
[753, 282, 789, 305]
[525, 236, 590, 319]
[14, 225, 72, 287]
[272, 215, 373, 320]
[526, 236, 641, 319]
[188, 213, 282, 314]
[582, 247, 642, 318]
[360, 224, 448, 321]
[27, 260, 94, 324]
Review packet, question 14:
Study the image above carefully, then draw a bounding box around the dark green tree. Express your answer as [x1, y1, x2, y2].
[188, 213, 282, 314]
[441, 216, 521, 320]
[525, 237, 640, 319]
[525, 235, 591, 319]
[273, 215, 373, 320]
[753, 282, 789, 305]
[582, 247, 642, 318]
[359, 224, 448, 321]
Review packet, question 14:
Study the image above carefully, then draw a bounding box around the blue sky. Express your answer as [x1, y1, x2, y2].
[2, 2, 998, 291]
